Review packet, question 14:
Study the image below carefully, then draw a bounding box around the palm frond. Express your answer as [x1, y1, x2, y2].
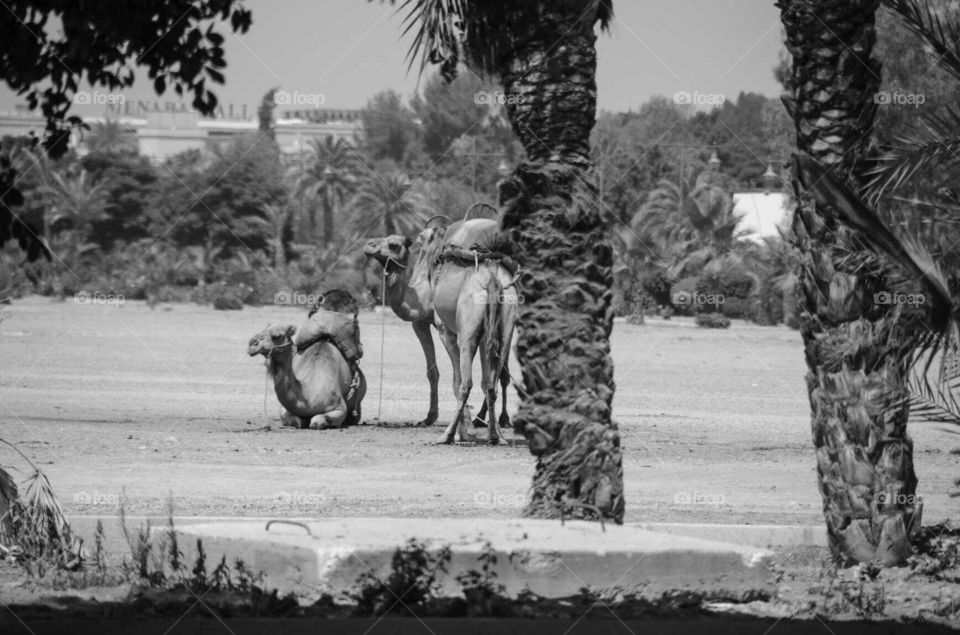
[795, 152, 954, 330]
[883, 0, 960, 85]
[908, 342, 960, 424]
[388, 0, 613, 80]
[796, 153, 960, 429]
[0, 439, 83, 569]
[864, 106, 960, 203]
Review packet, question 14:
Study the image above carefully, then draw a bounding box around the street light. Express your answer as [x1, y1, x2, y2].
[708, 149, 721, 171]
[762, 162, 778, 194]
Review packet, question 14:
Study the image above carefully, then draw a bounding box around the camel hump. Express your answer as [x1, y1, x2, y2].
[293, 311, 362, 363]
[308, 288, 358, 317]
[443, 218, 500, 250]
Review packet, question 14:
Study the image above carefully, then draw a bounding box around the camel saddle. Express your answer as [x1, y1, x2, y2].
[436, 244, 520, 276]
[293, 310, 362, 368]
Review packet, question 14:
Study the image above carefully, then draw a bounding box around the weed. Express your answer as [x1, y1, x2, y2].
[456, 542, 507, 617]
[354, 538, 452, 616]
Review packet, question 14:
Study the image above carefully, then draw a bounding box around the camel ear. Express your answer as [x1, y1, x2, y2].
[284, 324, 297, 339]
[403, 235, 413, 248]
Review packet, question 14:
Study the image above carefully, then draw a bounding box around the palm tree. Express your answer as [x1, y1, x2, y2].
[779, 0, 920, 565]
[389, 1, 623, 522]
[41, 168, 109, 263]
[349, 166, 433, 236]
[0, 147, 49, 263]
[261, 203, 291, 269]
[631, 174, 746, 279]
[292, 136, 359, 245]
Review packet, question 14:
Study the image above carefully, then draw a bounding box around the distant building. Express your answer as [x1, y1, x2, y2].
[0, 101, 363, 162]
[733, 192, 792, 242]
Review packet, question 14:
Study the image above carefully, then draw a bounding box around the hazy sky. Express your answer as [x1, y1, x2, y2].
[0, 0, 785, 116]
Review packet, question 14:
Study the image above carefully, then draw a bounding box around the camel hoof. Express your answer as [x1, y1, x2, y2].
[309, 419, 341, 430]
[436, 434, 454, 445]
[280, 412, 301, 428]
[417, 416, 437, 427]
[489, 436, 501, 446]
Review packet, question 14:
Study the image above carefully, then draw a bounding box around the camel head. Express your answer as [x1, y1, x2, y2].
[363, 235, 413, 272]
[247, 324, 297, 358]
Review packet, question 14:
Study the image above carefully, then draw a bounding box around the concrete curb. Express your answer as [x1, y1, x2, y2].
[628, 523, 827, 548]
[165, 517, 774, 602]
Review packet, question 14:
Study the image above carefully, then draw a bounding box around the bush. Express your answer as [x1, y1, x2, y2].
[639, 268, 672, 306]
[720, 297, 752, 319]
[695, 313, 731, 329]
[205, 281, 251, 310]
[699, 269, 755, 300]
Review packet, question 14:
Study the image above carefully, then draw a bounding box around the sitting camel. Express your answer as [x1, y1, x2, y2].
[247, 323, 366, 429]
[363, 218, 512, 429]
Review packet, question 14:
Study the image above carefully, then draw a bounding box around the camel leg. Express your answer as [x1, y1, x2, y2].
[308, 397, 348, 430]
[449, 336, 480, 444]
[498, 365, 511, 431]
[280, 410, 304, 428]
[438, 327, 470, 444]
[412, 320, 439, 427]
[480, 349, 501, 445]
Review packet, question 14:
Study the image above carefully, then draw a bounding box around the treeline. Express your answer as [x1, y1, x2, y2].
[3, 11, 951, 324]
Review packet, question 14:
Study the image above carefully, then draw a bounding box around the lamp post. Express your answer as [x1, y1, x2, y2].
[763, 159, 786, 194]
[708, 149, 721, 172]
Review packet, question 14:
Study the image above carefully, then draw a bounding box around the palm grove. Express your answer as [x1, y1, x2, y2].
[0, 0, 958, 566]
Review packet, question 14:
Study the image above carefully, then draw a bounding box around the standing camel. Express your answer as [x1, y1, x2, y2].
[409, 218, 518, 444]
[363, 218, 510, 428]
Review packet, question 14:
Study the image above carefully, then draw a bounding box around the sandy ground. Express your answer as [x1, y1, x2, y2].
[0, 296, 957, 526]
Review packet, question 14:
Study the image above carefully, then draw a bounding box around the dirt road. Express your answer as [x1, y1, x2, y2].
[1, 297, 956, 525]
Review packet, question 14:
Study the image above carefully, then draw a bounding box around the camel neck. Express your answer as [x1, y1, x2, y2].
[378, 247, 432, 322]
[268, 347, 301, 393]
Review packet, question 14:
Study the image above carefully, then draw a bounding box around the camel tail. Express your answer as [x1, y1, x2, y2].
[483, 271, 506, 390]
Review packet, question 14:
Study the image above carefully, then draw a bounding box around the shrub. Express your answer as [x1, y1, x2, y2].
[206, 281, 250, 310]
[695, 313, 731, 329]
[720, 297, 752, 319]
[639, 268, 673, 306]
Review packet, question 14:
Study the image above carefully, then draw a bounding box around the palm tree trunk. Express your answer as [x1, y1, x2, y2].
[779, 0, 918, 565]
[324, 192, 335, 248]
[497, 2, 624, 523]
